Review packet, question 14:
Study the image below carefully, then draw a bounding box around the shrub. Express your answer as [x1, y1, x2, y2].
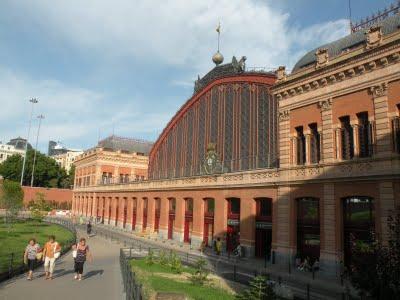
[189, 258, 209, 285]
[145, 249, 156, 265]
[236, 275, 276, 300]
[159, 250, 169, 266]
[169, 252, 182, 274]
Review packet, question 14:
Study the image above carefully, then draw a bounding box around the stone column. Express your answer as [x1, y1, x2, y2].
[147, 197, 155, 233]
[274, 186, 294, 267]
[104, 197, 111, 224]
[240, 197, 256, 257]
[335, 128, 342, 160]
[135, 197, 143, 232]
[370, 83, 391, 157]
[126, 197, 133, 230]
[379, 181, 395, 244]
[117, 197, 125, 229]
[173, 197, 185, 242]
[291, 137, 298, 165]
[214, 197, 228, 246]
[110, 197, 119, 226]
[319, 98, 334, 163]
[159, 198, 169, 239]
[192, 198, 204, 249]
[92, 195, 98, 218]
[320, 183, 340, 277]
[352, 123, 360, 157]
[278, 110, 290, 168]
[305, 132, 311, 165]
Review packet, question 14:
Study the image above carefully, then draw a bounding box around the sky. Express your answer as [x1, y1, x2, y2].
[0, 0, 394, 153]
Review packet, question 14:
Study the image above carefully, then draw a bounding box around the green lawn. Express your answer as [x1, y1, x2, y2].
[0, 219, 75, 273]
[130, 259, 236, 300]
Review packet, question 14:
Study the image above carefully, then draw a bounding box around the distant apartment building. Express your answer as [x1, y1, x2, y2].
[73, 135, 153, 188]
[48, 140, 68, 156]
[0, 142, 25, 164]
[52, 150, 84, 172]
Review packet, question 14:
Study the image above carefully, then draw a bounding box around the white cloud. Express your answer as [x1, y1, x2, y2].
[5, 0, 349, 73]
[0, 67, 172, 151]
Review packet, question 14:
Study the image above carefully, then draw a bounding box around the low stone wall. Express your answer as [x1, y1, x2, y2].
[22, 186, 72, 208]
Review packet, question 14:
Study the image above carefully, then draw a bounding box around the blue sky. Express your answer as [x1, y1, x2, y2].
[0, 0, 393, 153]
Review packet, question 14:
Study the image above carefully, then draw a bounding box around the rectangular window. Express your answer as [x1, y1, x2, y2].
[393, 116, 400, 154]
[357, 112, 373, 158]
[340, 116, 354, 160]
[296, 126, 306, 165]
[309, 123, 320, 164]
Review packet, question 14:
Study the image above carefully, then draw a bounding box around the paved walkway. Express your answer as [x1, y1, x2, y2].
[0, 230, 124, 300]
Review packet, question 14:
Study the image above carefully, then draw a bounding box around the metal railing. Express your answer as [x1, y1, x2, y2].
[89, 224, 346, 300]
[120, 249, 143, 300]
[0, 217, 76, 282]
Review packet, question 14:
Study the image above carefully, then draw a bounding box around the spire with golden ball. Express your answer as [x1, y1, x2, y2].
[212, 21, 224, 66]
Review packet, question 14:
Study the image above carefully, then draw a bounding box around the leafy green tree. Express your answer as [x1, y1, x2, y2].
[0, 180, 24, 228]
[236, 275, 276, 300]
[29, 192, 52, 222]
[349, 207, 400, 299]
[0, 149, 69, 188]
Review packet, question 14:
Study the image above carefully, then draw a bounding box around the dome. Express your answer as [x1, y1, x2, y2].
[292, 14, 400, 73]
[212, 51, 224, 65]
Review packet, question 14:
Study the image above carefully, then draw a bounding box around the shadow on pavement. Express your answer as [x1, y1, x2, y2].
[84, 269, 104, 279]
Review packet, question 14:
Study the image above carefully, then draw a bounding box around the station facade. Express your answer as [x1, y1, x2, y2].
[73, 15, 400, 277]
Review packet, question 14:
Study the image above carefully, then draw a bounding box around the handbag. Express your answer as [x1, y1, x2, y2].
[53, 243, 61, 259]
[36, 252, 43, 260]
[72, 244, 77, 258]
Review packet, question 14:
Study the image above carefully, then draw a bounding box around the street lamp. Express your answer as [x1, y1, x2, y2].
[30, 114, 45, 187]
[20, 98, 38, 186]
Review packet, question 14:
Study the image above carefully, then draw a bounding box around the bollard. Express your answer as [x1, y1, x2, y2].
[307, 283, 310, 300]
[233, 264, 237, 281]
[312, 268, 315, 280]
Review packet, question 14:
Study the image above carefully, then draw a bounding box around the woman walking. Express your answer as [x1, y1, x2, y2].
[73, 238, 92, 281]
[42, 235, 61, 280]
[24, 238, 41, 280]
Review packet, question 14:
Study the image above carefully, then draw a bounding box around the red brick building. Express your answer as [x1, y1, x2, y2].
[73, 15, 400, 277]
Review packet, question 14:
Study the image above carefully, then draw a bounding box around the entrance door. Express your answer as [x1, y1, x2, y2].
[168, 217, 174, 239]
[203, 222, 214, 246]
[154, 214, 160, 232]
[255, 228, 272, 259]
[132, 210, 136, 230]
[184, 219, 192, 243]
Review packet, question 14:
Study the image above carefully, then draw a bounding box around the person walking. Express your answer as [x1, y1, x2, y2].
[42, 235, 61, 280]
[24, 238, 41, 280]
[215, 237, 222, 255]
[86, 221, 92, 236]
[73, 237, 92, 281]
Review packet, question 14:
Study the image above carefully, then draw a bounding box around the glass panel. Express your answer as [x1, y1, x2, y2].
[229, 198, 240, 214]
[207, 199, 215, 213]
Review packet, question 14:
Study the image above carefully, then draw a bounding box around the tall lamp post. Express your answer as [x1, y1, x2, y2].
[20, 98, 38, 186]
[30, 114, 45, 187]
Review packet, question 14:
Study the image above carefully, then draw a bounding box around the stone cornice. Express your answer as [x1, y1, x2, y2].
[273, 39, 400, 102]
[73, 156, 399, 193]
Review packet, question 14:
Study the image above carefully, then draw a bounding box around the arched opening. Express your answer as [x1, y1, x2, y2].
[115, 197, 119, 226]
[296, 197, 320, 264]
[154, 198, 161, 233]
[132, 198, 137, 230]
[142, 198, 148, 231]
[123, 197, 127, 228]
[203, 198, 215, 247]
[343, 196, 374, 268]
[226, 197, 240, 252]
[184, 198, 193, 243]
[255, 198, 272, 259]
[168, 198, 176, 239]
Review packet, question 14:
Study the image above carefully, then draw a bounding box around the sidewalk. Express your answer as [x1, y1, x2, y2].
[88, 221, 349, 300]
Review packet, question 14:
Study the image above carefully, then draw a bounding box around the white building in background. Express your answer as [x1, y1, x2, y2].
[0, 143, 25, 164]
[52, 149, 83, 172]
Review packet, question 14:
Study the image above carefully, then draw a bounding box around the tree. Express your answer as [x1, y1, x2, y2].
[236, 275, 276, 300]
[29, 192, 52, 222]
[189, 258, 209, 285]
[0, 180, 24, 228]
[349, 207, 400, 299]
[0, 149, 70, 188]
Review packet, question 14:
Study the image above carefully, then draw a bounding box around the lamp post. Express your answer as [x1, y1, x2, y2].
[30, 114, 45, 187]
[20, 98, 38, 186]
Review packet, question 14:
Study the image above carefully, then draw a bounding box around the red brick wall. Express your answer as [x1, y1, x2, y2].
[22, 186, 72, 206]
